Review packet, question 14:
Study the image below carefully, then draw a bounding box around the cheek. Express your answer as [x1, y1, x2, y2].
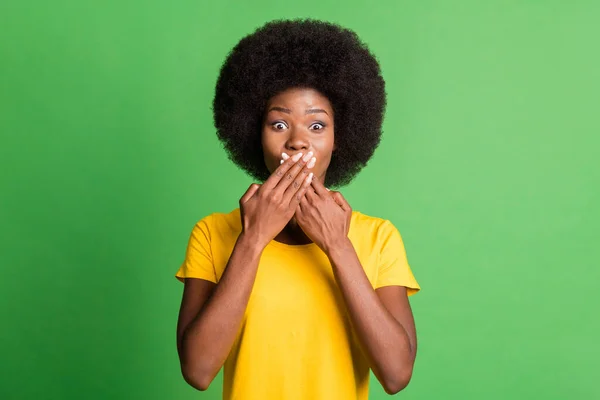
[313, 139, 334, 172]
[261, 133, 281, 171]
[262, 151, 276, 173]
[319, 134, 335, 158]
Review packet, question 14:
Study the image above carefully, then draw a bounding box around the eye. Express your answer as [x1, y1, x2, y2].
[310, 122, 326, 131]
[271, 121, 288, 131]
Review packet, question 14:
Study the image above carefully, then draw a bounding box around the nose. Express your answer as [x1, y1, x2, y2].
[284, 128, 310, 152]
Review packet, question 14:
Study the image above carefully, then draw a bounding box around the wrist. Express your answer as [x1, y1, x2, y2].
[323, 236, 353, 258]
[237, 231, 267, 257]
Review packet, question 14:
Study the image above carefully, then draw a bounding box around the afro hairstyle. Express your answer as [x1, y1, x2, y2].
[212, 18, 387, 188]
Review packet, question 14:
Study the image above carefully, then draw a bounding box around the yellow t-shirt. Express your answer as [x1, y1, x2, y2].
[176, 208, 420, 400]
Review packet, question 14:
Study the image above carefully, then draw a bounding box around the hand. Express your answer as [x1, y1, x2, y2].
[294, 176, 352, 253]
[239, 152, 315, 248]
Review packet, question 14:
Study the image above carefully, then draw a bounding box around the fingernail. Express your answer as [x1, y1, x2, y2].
[302, 151, 313, 162]
[308, 172, 314, 182]
[307, 157, 316, 169]
[280, 159, 284, 164]
[292, 153, 303, 162]
[281, 153, 290, 160]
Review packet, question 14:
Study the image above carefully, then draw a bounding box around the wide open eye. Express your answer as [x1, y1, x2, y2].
[270, 121, 289, 131]
[310, 122, 326, 131]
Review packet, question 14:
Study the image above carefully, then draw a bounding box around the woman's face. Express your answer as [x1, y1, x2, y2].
[262, 87, 335, 183]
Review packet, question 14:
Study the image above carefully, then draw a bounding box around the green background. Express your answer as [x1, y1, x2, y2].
[1, 1, 598, 399]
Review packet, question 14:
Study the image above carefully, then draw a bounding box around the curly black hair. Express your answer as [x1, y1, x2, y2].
[212, 19, 386, 188]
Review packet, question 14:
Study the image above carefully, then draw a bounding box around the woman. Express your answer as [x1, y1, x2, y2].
[175, 19, 421, 399]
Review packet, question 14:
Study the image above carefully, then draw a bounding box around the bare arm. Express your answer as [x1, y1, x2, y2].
[175, 152, 315, 391]
[327, 241, 417, 395]
[294, 178, 417, 394]
[176, 233, 264, 391]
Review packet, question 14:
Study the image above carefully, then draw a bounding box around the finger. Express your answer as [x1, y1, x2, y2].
[304, 185, 318, 204]
[240, 183, 260, 204]
[298, 191, 310, 211]
[288, 172, 314, 208]
[295, 201, 304, 217]
[331, 191, 351, 212]
[274, 151, 315, 192]
[310, 175, 330, 197]
[257, 152, 303, 193]
[282, 162, 314, 204]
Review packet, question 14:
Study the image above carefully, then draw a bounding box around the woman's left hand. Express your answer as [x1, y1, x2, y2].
[295, 177, 352, 253]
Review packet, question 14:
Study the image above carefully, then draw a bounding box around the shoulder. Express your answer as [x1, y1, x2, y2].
[349, 210, 407, 252]
[193, 208, 242, 240]
[350, 210, 397, 236]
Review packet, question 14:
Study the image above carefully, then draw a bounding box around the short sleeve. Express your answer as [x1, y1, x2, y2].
[375, 220, 421, 295]
[175, 216, 218, 283]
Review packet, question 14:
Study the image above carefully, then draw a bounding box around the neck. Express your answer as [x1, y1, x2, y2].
[274, 216, 313, 245]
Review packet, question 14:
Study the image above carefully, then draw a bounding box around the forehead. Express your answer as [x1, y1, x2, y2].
[267, 87, 333, 111]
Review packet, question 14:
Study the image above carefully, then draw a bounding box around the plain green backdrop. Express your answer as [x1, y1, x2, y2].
[1, 0, 599, 399]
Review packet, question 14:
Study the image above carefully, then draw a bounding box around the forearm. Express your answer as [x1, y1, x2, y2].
[325, 239, 414, 392]
[181, 233, 264, 388]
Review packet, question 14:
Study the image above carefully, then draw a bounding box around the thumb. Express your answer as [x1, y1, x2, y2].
[240, 183, 260, 204]
[331, 191, 351, 212]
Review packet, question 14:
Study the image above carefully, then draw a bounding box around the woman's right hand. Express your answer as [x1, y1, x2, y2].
[239, 151, 316, 248]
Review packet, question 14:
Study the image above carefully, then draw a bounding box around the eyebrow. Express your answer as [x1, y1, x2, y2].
[306, 108, 329, 115]
[268, 107, 329, 116]
[268, 106, 291, 114]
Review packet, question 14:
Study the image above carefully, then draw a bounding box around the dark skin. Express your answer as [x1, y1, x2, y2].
[262, 87, 335, 245]
[176, 87, 417, 394]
